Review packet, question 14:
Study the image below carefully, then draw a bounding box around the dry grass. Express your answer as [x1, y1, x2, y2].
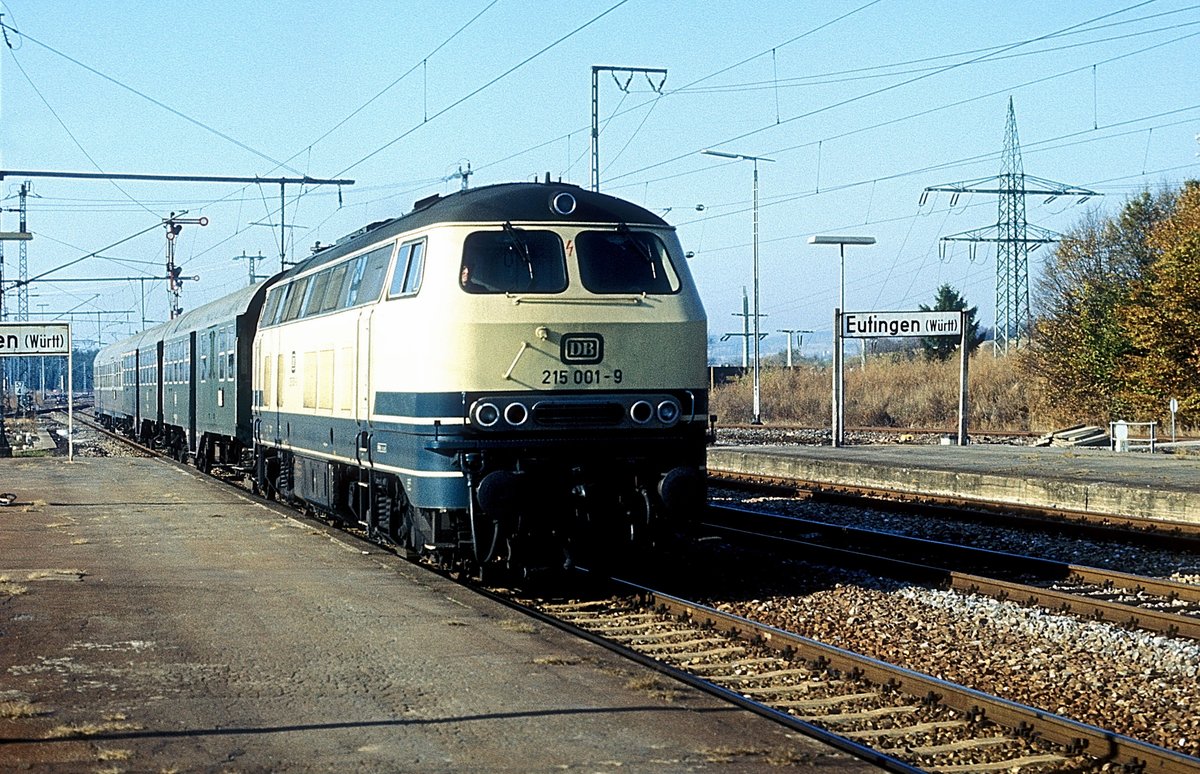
[25, 569, 86, 581]
[43, 720, 142, 739]
[95, 748, 133, 761]
[0, 700, 49, 718]
[0, 576, 29, 597]
[625, 675, 687, 701]
[532, 655, 581, 666]
[70, 538, 91, 545]
[712, 353, 1035, 432]
[497, 619, 536, 634]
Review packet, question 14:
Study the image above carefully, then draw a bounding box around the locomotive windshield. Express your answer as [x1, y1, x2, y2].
[576, 229, 680, 294]
[460, 228, 567, 294]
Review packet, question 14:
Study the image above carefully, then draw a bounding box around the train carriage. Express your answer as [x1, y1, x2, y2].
[94, 281, 273, 465]
[168, 283, 274, 469]
[95, 329, 159, 439]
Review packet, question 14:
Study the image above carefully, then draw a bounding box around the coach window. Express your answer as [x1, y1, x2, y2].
[320, 262, 351, 312]
[281, 277, 309, 322]
[298, 274, 323, 317]
[303, 271, 330, 317]
[388, 238, 426, 298]
[269, 285, 292, 326]
[261, 288, 283, 327]
[347, 244, 392, 306]
[460, 229, 566, 294]
[576, 230, 679, 294]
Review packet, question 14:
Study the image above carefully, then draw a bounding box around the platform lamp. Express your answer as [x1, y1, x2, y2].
[808, 235, 875, 447]
[702, 149, 775, 424]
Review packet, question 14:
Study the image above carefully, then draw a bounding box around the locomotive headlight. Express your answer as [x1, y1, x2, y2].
[474, 402, 500, 427]
[656, 400, 680, 425]
[630, 400, 653, 424]
[504, 401, 529, 426]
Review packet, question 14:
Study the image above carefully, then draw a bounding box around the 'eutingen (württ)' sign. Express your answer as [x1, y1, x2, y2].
[0, 323, 72, 356]
[841, 311, 962, 338]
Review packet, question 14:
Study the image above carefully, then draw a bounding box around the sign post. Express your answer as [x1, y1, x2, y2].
[832, 308, 843, 446]
[0, 323, 73, 460]
[836, 310, 970, 446]
[957, 310, 969, 445]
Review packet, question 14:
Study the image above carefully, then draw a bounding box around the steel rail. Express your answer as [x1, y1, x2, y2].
[631, 580, 1200, 773]
[489, 583, 927, 773]
[709, 469, 1200, 544]
[704, 516, 1200, 641]
[705, 501, 1200, 638]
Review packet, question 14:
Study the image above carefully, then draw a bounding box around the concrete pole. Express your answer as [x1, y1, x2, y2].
[957, 311, 970, 446]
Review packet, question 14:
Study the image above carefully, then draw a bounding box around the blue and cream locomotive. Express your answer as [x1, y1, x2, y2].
[96, 182, 710, 575]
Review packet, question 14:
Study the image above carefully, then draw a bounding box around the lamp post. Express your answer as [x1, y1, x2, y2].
[703, 149, 775, 424]
[808, 235, 875, 447]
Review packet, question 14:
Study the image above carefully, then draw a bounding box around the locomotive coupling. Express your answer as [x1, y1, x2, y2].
[658, 466, 704, 516]
[475, 469, 531, 518]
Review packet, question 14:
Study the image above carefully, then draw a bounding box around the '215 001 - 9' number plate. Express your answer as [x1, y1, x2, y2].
[542, 368, 623, 386]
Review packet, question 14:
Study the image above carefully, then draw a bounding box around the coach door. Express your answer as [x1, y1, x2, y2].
[133, 350, 142, 433]
[155, 340, 164, 427]
[187, 331, 198, 451]
[355, 307, 374, 430]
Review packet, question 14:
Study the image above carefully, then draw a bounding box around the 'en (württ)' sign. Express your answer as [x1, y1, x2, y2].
[0, 323, 72, 356]
[841, 310, 962, 339]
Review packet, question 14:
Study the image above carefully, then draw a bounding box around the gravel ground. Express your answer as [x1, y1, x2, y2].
[709, 561, 1200, 758]
[711, 488, 1200, 585]
[699, 472, 1200, 755]
[44, 412, 151, 458]
[651, 523, 1200, 760]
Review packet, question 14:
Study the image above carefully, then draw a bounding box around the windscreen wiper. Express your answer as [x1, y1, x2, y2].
[502, 221, 534, 280]
[617, 223, 657, 279]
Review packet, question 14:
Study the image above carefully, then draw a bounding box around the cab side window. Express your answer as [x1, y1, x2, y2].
[388, 238, 427, 298]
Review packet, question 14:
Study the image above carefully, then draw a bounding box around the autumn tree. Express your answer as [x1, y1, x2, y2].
[1117, 181, 1200, 425]
[1024, 188, 1175, 423]
[918, 284, 983, 361]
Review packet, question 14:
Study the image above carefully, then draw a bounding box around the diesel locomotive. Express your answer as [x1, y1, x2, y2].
[95, 182, 710, 577]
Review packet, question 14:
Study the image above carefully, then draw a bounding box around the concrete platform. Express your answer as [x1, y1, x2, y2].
[0, 456, 874, 773]
[708, 444, 1200, 527]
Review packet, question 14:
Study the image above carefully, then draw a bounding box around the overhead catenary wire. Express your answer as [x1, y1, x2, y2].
[603, 0, 1163, 187]
[0, 19, 303, 176]
[474, 2, 1195, 191]
[331, 0, 635, 179]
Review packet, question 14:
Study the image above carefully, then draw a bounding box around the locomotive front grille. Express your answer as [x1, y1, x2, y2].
[532, 400, 625, 426]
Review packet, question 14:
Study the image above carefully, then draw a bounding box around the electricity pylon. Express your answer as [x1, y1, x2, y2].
[923, 98, 1097, 355]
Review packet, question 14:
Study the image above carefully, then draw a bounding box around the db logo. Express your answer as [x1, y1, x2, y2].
[560, 333, 604, 365]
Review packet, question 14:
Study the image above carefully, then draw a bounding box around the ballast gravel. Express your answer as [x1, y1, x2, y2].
[703, 556, 1200, 759]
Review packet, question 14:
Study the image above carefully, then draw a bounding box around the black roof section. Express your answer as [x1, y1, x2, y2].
[282, 182, 669, 280]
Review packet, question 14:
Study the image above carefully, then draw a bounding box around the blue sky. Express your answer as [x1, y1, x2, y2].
[1, 1, 1197, 358]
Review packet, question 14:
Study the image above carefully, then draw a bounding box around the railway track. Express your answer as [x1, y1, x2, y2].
[705, 504, 1200, 641]
[514, 578, 1200, 773]
[710, 469, 1200, 545]
[62, 413, 1200, 770]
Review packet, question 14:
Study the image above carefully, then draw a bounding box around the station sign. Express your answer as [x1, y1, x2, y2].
[0, 323, 71, 356]
[841, 310, 962, 339]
